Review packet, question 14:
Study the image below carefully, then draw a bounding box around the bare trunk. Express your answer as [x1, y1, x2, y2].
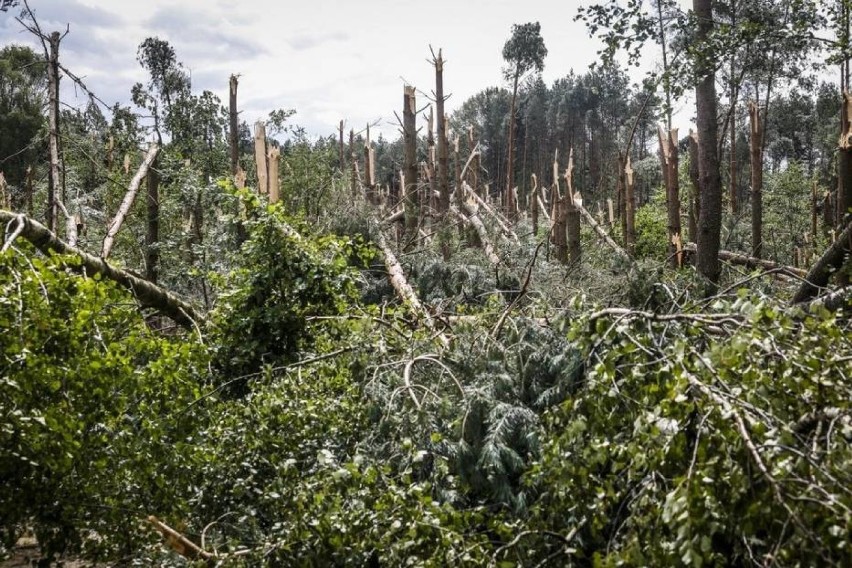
[838, 93, 852, 229]
[624, 155, 636, 253]
[46, 32, 61, 232]
[792, 220, 852, 303]
[102, 144, 160, 258]
[229, 75, 239, 175]
[659, 126, 682, 267]
[694, 0, 723, 286]
[338, 120, 345, 172]
[749, 101, 764, 258]
[268, 146, 280, 204]
[506, 72, 520, 220]
[145, 157, 160, 283]
[683, 242, 806, 279]
[551, 151, 568, 263]
[403, 86, 419, 249]
[254, 122, 269, 195]
[434, 50, 450, 215]
[565, 149, 581, 264]
[577, 202, 630, 261]
[531, 173, 539, 236]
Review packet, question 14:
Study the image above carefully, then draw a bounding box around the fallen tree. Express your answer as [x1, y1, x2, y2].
[1, 210, 200, 327]
[102, 143, 160, 258]
[683, 243, 807, 279]
[792, 220, 852, 304]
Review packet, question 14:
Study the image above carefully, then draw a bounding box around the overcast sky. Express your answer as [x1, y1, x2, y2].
[1, 0, 681, 141]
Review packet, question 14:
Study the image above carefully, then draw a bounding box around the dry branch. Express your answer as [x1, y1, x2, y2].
[1, 210, 200, 327]
[147, 516, 213, 564]
[102, 144, 159, 258]
[463, 182, 517, 243]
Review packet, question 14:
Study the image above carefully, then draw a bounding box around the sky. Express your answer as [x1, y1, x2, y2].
[0, 0, 680, 141]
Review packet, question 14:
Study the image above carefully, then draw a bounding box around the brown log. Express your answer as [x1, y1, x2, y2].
[0, 210, 200, 327]
[102, 144, 160, 258]
[792, 220, 852, 304]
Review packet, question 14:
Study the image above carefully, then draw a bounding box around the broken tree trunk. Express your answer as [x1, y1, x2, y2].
[146, 155, 160, 283]
[403, 86, 419, 250]
[374, 222, 448, 347]
[46, 31, 62, 233]
[624, 155, 636, 253]
[531, 173, 539, 236]
[229, 75, 239, 176]
[551, 150, 568, 264]
[564, 149, 581, 265]
[452, 198, 501, 267]
[837, 92, 852, 229]
[576, 203, 631, 262]
[659, 126, 682, 268]
[268, 146, 280, 204]
[792, 220, 852, 304]
[102, 144, 160, 258]
[749, 101, 764, 258]
[434, 49, 450, 216]
[254, 122, 269, 195]
[683, 242, 806, 279]
[1, 210, 200, 327]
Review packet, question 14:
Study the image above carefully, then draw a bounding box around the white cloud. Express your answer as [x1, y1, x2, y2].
[2, 0, 668, 139]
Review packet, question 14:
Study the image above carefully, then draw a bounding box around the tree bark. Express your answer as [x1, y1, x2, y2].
[659, 126, 682, 267]
[145, 156, 160, 283]
[1, 210, 200, 327]
[254, 122, 269, 195]
[694, 0, 723, 286]
[505, 71, 520, 220]
[577, 202, 631, 262]
[338, 119, 345, 172]
[565, 149, 581, 265]
[268, 146, 280, 204]
[102, 144, 160, 258]
[624, 155, 636, 253]
[434, 50, 450, 216]
[838, 92, 852, 229]
[229, 75, 239, 176]
[452, 202, 501, 266]
[683, 242, 806, 279]
[551, 151, 568, 264]
[531, 173, 539, 236]
[46, 32, 61, 233]
[403, 87, 419, 249]
[749, 101, 764, 258]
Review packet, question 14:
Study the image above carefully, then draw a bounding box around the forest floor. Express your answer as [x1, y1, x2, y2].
[1, 536, 95, 567]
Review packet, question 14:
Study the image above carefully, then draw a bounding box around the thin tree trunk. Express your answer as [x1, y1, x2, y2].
[0, 210, 199, 327]
[452, 201, 501, 266]
[839, 92, 852, 229]
[338, 120, 345, 172]
[683, 243, 806, 278]
[434, 50, 450, 216]
[624, 155, 636, 253]
[268, 146, 280, 204]
[102, 144, 160, 258]
[659, 126, 682, 267]
[506, 72, 520, 220]
[576, 202, 630, 261]
[565, 149, 581, 264]
[46, 31, 61, 233]
[531, 173, 539, 236]
[403, 86, 419, 249]
[729, 0, 738, 214]
[254, 122, 268, 195]
[694, 0, 723, 286]
[146, 157, 160, 283]
[749, 101, 764, 258]
[551, 151, 568, 264]
[229, 75, 239, 175]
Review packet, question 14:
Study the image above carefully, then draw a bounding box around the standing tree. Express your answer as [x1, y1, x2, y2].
[502, 22, 547, 219]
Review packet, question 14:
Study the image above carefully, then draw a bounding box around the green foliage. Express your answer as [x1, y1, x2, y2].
[502, 21, 548, 82]
[524, 295, 852, 566]
[0, 247, 206, 560]
[634, 198, 668, 261]
[210, 200, 367, 396]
